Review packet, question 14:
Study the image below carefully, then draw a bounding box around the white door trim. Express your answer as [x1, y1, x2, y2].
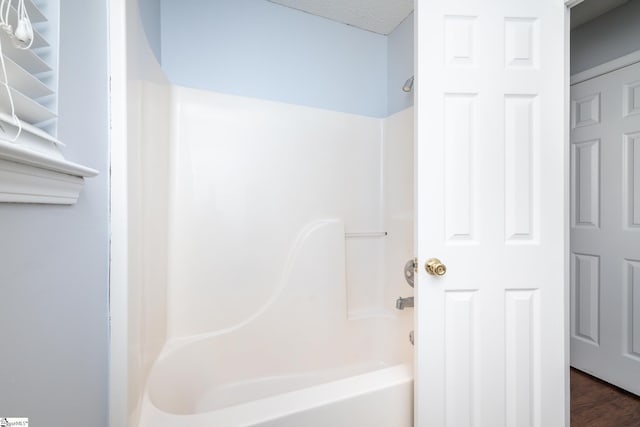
[571, 49, 640, 86]
[108, 0, 130, 426]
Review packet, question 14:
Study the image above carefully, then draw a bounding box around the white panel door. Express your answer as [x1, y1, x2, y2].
[571, 60, 640, 395]
[414, 0, 567, 425]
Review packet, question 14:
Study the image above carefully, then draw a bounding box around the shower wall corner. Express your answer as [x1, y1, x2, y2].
[109, 1, 172, 426]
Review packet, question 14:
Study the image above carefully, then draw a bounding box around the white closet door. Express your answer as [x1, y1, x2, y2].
[571, 60, 640, 395]
[414, 0, 568, 425]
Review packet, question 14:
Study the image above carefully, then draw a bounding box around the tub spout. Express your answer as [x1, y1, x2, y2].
[395, 296, 414, 310]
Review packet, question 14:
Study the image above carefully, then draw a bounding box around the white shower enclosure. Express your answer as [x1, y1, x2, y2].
[133, 85, 415, 427]
[110, 1, 415, 426]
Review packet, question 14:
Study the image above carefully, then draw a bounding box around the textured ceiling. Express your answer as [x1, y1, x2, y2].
[268, 0, 626, 34]
[267, 0, 414, 35]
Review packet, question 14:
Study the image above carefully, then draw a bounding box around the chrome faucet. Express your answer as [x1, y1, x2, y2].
[395, 296, 414, 310]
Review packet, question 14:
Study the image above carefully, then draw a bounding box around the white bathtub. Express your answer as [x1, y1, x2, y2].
[138, 219, 414, 426]
[140, 358, 412, 427]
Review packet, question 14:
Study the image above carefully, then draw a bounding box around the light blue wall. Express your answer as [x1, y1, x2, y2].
[160, 0, 388, 117]
[387, 12, 414, 115]
[0, 1, 109, 426]
[139, 0, 162, 63]
[571, 0, 640, 74]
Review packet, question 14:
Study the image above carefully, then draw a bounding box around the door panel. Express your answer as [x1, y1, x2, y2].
[570, 60, 640, 396]
[414, 0, 568, 425]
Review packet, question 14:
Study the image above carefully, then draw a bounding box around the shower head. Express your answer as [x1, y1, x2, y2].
[402, 76, 414, 93]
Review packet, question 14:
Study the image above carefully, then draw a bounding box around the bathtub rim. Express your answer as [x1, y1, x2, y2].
[140, 362, 413, 425]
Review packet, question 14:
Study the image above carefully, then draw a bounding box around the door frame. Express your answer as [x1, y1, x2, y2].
[108, 0, 129, 426]
[569, 47, 640, 385]
[561, 1, 639, 422]
[562, 1, 593, 423]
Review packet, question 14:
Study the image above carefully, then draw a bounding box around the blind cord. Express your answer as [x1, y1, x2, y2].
[0, 0, 34, 142]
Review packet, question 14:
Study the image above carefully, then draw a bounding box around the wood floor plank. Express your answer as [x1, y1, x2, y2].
[571, 368, 640, 426]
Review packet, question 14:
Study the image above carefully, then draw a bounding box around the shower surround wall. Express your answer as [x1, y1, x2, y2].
[167, 87, 413, 338]
[138, 85, 414, 426]
[121, 80, 415, 424]
[124, 83, 415, 425]
[112, 1, 172, 426]
[118, 1, 415, 425]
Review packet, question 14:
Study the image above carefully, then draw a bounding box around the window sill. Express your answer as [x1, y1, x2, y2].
[0, 125, 98, 205]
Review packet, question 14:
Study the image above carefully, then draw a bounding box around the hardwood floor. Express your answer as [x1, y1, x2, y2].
[571, 368, 640, 426]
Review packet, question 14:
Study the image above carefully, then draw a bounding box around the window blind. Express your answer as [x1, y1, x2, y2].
[0, 0, 97, 205]
[0, 0, 59, 144]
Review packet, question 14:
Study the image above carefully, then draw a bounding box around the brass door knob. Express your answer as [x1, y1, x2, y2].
[425, 258, 447, 276]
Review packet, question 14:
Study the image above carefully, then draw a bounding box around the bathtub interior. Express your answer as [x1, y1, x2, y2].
[143, 364, 413, 427]
[148, 318, 409, 415]
[139, 83, 414, 416]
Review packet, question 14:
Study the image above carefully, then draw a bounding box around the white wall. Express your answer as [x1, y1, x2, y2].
[571, 0, 640, 74]
[0, 1, 110, 426]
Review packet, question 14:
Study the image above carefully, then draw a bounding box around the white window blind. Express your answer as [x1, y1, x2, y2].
[0, 0, 58, 142]
[0, 0, 98, 205]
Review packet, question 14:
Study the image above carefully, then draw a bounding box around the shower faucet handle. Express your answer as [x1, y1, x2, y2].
[404, 258, 416, 288]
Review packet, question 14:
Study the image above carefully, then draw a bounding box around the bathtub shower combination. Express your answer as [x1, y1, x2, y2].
[141, 218, 413, 425]
[127, 82, 416, 426]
